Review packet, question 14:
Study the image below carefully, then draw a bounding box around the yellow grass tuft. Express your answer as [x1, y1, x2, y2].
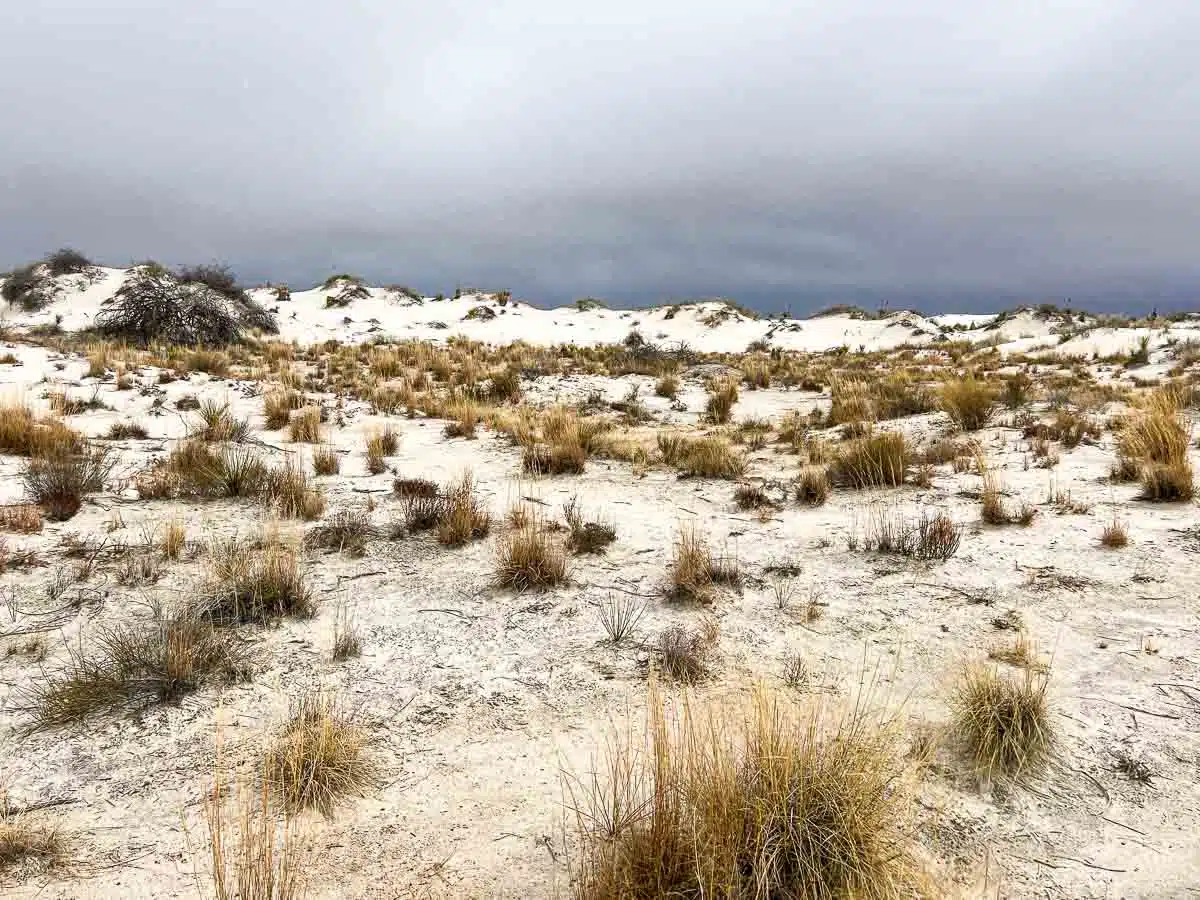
[950, 664, 1053, 779]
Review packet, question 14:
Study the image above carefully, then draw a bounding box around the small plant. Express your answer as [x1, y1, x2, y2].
[305, 508, 375, 555]
[193, 400, 250, 443]
[829, 431, 908, 488]
[393, 477, 438, 499]
[288, 406, 323, 443]
[665, 526, 738, 601]
[161, 517, 186, 559]
[950, 664, 1053, 779]
[563, 497, 616, 554]
[195, 541, 313, 625]
[494, 521, 569, 591]
[264, 462, 326, 520]
[264, 691, 377, 815]
[987, 633, 1048, 673]
[263, 392, 299, 430]
[597, 594, 645, 646]
[980, 468, 1035, 526]
[331, 604, 362, 661]
[0, 803, 65, 877]
[1100, 517, 1128, 548]
[733, 482, 774, 510]
[22, 446, 115, 521]
[654, 374, 679, 398]
[435, 472, 491, 546]
[656, 623, 715, 683]
[105, 422, 149, 440]
[365, 426, 399, 457]
[861, 507, 963, 561]
[941, 377, 996, 431]
[23, 616, 249, 730]
[673, 435, 746, 479]
[704, 378, 739, 424]
[794, 466, 830, 506]
[312, 445, 340, 476]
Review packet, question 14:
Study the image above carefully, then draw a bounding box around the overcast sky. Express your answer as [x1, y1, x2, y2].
[2, 1, 1198, 312]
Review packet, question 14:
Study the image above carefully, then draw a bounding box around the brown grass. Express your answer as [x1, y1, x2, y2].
[950, 665, 1053, 779]
[494, 520, 569, 591]
[205, 775, 304, 900]
[312, 445, 340, 476]
[264, 691, 377, 816]
[0, 504, 42, 534]
[264, 462, 326, 520]
[564, 497, 617, 554]
[288, 406, 323, 443]
[0, 803, 65, 877]
[0, 403, 82, 457]
[829, 431, 908, 488]
[794, 466, 830, 506]
[666, 525, 739, 601]
[568, 683, 932, 899]
[704, 378, 739, 424]
[22, 445, 115, 521]
[263, 391, 301, 430]
[1116, 390, 1195, 501]
[23, 617, 249, 730]
[1100, 517, 1128, 548]
[435, 472, 491, 546]
[195, 540, 314, 625]
[193, 401, 250, 443]
[940, 377, 995, 431]
[655, 374, 679, 399]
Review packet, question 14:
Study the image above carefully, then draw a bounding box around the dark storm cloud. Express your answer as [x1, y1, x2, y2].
[3, 0, 1199, 311]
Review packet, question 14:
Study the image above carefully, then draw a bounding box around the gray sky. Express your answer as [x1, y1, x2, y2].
[3, 1, 1199, 312]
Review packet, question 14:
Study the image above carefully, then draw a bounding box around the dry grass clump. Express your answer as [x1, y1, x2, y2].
[0, 803, 65, 877]
[0, 403, 82, 457]
[656, 622, 718, 683]
[288, 406, 323, 443]
[495, 519, 570, 591]
[0, 504, 42, 534]
[22, 445, 115, 521]
[331, 606, 362, 661]
[1115, 391, 1194, 500]
[569, 684, 931, 900]
[105, 421, 149, 440]
[654, 374, 679, 398]
[393, 476, 438, 499]
[829, 431, 908, 488]
[950, 665, 1053, 779]
[264, 691, 377, 816]
[23, 616, 249, 730]
[264, 462, 326, 520]
[704, 378, 739, 424]
[564, 497, 616, 554]
[979, 469, 1036, 526]
[987, 633, 1048, 673]
[365, 426, 399, 457]
[193, 400, 250, 443]
[940, 377, 995, 431]
[195, 541, 313, 625]
[435, 472, 491, 546]
[312, 445, 340, 476]
[1100, 517, 1128, 548]
[263, 391, 301, 430]
[523, 440, 587, 475]
[305, 508, 375, 555]
[161, 517, 186, 559]
[666, 526, 740, 601]
[794, 466, 830, 506]
[205, 775, 305, 900]
[861, 508, 962, 561]
[663, 434, 746, 479]
[442, 399, 480, 438]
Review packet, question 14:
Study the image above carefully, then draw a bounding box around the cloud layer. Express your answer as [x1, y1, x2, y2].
[3, 1, 1198, 311]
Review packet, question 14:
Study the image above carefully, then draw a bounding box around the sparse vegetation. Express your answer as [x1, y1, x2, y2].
[194, 541, 313, 625]
[22, 446, 114, 521]
[494, 520, 569, 591]
[950, 665, 1052, 779]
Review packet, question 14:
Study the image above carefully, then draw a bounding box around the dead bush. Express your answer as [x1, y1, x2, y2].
[940, 377, 995, 431]
[829, 431, 908, 488]
[950, 665, 1053, 779]
[22, 446, 115, 521]
[195, 541, 313, 625]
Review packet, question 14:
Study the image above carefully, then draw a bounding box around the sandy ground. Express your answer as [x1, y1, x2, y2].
[0, 274, 1198, 899]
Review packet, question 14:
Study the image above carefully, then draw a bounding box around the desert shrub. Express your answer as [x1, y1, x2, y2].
[733, 482, 774, 510]
[23, 617, 249, 730]
[829, 431, 908, 488]
[96, 268, 248, 346]
[655, 374, 679, 399]
[398, 492, 447, 534]
[288, 407, 323, 443]
[830, 376, 934, 425]
[0, 504, 42, 534]
[435, 473, 491, 546]
[161, 518, 186, 559]
[570, 685, 931, 899]
[495, 522, 569, 591]
[1100, 517, 1128, 548]
[177, 263, 277, 334]
[105, 422, 149, 440]
[487, 367, 522, 403]
[196, 541, 313, 625]
[940, 377, 995, 431]
[442, 400, 480, 438]
[794, 466, 830, 506]
[1, 263, 56, 311]
[22, 446, 115, 521]
[264, 691, 376, 815]
[704, 379, 739, 424]
[564, 497, 616, 554]
[393, 477, 438, 499]
[950, 665, 1052, 779]
[312, 445, 340, 475]
[44, 247, 93, 277]
[366, 426, 399, 457]
[305, 508, 376, 555]
[1001, 373, 1033, 409]
[523, 439, 587, 475]
[979, 470, 1035, 526]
